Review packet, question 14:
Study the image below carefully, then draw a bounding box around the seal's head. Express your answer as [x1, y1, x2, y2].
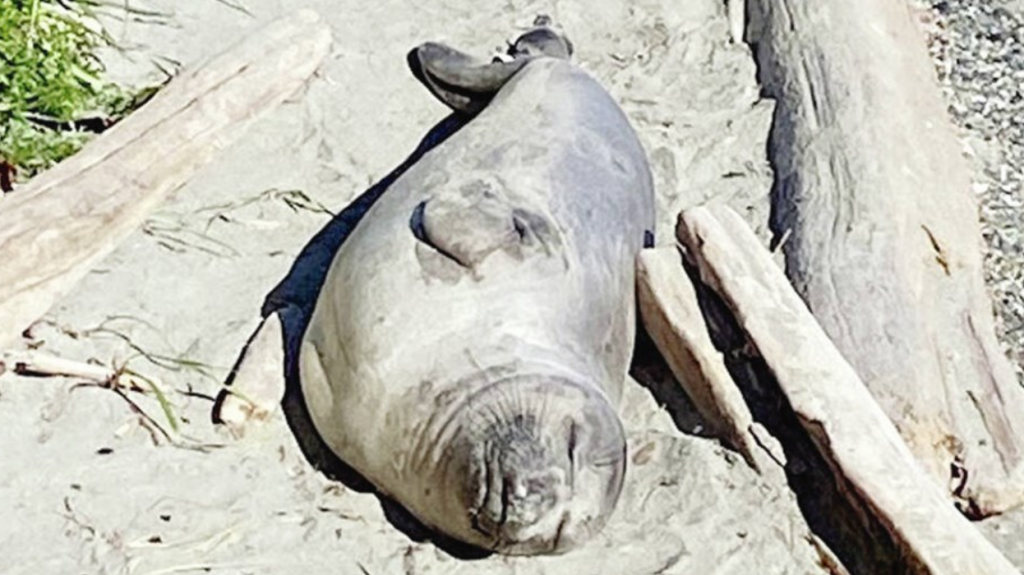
[419, 373, 626, 555]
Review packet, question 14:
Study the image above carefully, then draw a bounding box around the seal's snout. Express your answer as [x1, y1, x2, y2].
[443, 376, 626, 555]
[470, 422, 570, 550]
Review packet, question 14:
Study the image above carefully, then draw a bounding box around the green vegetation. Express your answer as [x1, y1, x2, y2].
[0, 0, 153, 191]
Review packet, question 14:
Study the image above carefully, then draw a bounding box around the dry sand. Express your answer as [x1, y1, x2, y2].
[0, 0, 1020, 573]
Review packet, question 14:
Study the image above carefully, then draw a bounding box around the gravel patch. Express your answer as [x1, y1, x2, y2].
[917, 0, 1024, 385]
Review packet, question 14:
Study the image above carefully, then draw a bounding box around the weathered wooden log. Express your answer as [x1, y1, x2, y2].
[745, 0, 1024, 515]
[637, 246, 768, 472]
[678, 204, 1021, 575]
[0, 10, 332, 349]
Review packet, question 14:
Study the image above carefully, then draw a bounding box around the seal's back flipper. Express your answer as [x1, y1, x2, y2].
[408, 17, 573, 115]
[408, 43, 527, 115]
[508, 17, 574, 60]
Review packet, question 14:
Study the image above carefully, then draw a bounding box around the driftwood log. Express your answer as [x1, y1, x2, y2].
[671, 204, 1020, 575]
[0, 10, 332, 350]
[744, 0, 1024, 515]
[637, 246, 774, 473]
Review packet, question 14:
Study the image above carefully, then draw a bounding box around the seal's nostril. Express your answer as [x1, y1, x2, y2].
[567, 420, 578, 479]
[499, 474, 513, 527]
[525, 474, 552, 496]
[553, 511, 570, 551]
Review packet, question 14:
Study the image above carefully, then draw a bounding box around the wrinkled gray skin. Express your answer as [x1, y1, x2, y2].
[300, 19, 655, 555]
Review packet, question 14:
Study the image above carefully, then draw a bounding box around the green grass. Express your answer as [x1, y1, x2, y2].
[0, 0, 154, 191]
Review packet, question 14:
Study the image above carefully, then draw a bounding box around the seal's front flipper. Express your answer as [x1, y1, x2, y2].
[214, 310, 290, 436]
[408, 43, 527, 115]
[410, 180, 562, 272]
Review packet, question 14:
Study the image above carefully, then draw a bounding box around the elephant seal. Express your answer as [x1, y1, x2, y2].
[220, 18, 655, 555]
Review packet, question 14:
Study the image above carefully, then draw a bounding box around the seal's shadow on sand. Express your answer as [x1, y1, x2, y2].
[258, 112, 492, 560]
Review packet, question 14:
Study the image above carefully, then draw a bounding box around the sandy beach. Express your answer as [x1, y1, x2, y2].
[1, 0, 1021, 573]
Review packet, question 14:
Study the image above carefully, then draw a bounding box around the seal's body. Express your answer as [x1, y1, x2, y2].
[300, 23, 655, 554]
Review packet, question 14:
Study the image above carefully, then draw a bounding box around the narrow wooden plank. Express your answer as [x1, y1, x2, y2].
[0, 10, 332, 348]
[745, 0, 1024, 515]
[726, 0, 745, 44]
[678, 204, 1021, 575]
[637, 246, 769, 471]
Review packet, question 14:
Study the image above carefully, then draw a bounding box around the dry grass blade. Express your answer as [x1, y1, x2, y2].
[198, 187, 335, 232]
[121, 367, 180, 433]
[143, 215, 242, 257]
[81, 315, 226, 383]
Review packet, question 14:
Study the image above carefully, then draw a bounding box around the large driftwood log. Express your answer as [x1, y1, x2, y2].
[0, 11, 332, 349]
[678, 204, 1020, 575]
[745, 0, 1024, 515]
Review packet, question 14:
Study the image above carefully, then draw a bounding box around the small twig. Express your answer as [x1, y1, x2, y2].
[921, 224, 952, 275]
[140, 563, 256, 575]
[771, 227, 792, 254]
[4, 350, 116, 383]
[179, 385, 218, 402]
[197, 187, 334, 232]
[143, 217, 241, 257]
[62, 496, 98, 538]
[119, 386, 174, 444]
[6, 348, 222, 450]
[210, 0, 253, 17]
